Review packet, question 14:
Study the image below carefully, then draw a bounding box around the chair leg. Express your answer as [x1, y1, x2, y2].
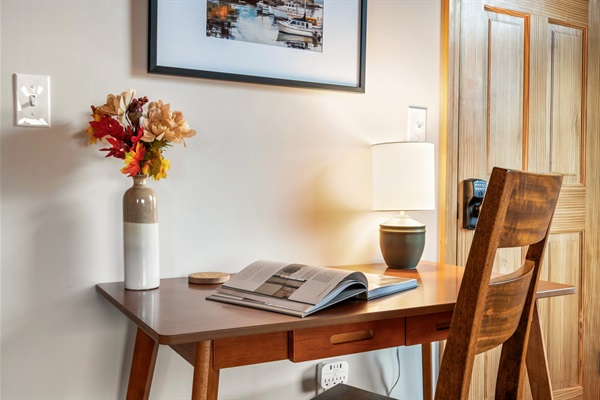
[525, 302, 554, 400]
[496, 340, 527, 399]
[495, 309, 531, 398]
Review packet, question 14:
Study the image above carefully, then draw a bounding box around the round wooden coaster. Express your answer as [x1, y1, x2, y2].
[188, 272, 230, 285]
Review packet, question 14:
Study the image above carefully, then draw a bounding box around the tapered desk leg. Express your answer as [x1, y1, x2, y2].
[127, 327, 159, 400]
[422, 342, 433, 400]
[526, 301, 554, 400]
[191, 340, 220, 400]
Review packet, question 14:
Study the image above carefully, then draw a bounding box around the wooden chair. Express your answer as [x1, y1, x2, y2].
[312, 167, 562, 400]
[435, 167, 562, 399]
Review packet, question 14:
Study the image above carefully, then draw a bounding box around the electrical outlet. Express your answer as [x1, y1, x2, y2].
[318, 360, 349, 389]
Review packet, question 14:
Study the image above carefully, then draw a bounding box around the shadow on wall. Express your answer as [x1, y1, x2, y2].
[2, 123, 82, 193]
[2, 124, 80, 259]
[1, 122, 123, 281]
[1, 121, 132, 396]
[1, 123, 99, 280]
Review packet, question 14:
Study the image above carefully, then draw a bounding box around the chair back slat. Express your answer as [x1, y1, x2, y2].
[476, 264, 534, 354]
[497, 173, 562, 248]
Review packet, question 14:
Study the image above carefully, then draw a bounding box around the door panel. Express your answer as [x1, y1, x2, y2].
[541, 233, 582, 390]
[446, 0, 592, 398]
[549, 23, 584, 183]
[487, 12, 525, 173]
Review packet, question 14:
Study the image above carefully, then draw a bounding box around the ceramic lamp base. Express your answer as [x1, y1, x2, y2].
[379, 224, 426, 270]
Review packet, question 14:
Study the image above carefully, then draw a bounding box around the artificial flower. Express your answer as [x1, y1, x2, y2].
[143, 100, 196, 144]
[86, 89, 195, 180]
[85, 111, 103, 144]
[120, 142, 147, 177]
[96, 89, 136, 126]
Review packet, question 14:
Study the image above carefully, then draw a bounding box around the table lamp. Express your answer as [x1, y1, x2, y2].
[371, 142, 435, 269]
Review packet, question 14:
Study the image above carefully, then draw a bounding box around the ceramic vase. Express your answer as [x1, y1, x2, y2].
[123, 174, 160, 290]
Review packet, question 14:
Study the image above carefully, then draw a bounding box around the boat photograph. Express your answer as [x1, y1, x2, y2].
[206, 0, 324, 52]
[272, 1, 306, 19]
[276, 18, 313, 37]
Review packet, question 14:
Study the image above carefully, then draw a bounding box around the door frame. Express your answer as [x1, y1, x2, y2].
[440, 0, 461, 265]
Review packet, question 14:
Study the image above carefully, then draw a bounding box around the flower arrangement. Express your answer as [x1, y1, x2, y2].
[86, 89, 196, 180]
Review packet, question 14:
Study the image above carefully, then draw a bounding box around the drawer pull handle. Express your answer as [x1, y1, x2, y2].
[435, 321, 451, 331]
[330, 330, 374, 345]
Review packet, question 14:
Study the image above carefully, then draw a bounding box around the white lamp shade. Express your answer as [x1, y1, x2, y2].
[372, 142, 435, 211]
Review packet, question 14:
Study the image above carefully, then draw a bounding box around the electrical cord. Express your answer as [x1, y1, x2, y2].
[387, 346, 402, 396]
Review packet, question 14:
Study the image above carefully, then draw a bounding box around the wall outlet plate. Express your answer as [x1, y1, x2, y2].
[14, 74, 51, 127]
[318, 360, 349, 389]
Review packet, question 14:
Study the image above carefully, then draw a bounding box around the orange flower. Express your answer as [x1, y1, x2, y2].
[120, 142, 147, 177]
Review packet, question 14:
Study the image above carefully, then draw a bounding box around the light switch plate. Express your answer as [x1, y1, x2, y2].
[14, 74, 51, 127]
[407, 106, 427, 141]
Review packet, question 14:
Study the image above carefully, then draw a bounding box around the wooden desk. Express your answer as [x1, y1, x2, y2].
[96, 261, 575, 400]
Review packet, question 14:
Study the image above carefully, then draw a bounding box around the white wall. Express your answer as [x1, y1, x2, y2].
[0, 1, 440, 399]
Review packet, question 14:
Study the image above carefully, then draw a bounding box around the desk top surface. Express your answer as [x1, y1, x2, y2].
[96, 261, 575, 345]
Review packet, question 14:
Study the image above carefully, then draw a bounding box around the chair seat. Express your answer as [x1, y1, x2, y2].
[311, 384, 392, 400]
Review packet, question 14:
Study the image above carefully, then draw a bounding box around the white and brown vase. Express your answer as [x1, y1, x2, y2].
[123, 174, 159, 290]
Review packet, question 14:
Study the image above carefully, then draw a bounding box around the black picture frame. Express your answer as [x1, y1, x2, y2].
[148, 0, 367, 92]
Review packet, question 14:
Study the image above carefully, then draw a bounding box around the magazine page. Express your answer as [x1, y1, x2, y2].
[222, 260, 359, 305]
[361, 273, 418, 300]
[209, 291, 313, 316]
[208, 295, 308, 317]
[215, 286, 314, 311]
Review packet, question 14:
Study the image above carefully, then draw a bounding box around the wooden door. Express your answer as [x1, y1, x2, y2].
[442, 0, 600, 398]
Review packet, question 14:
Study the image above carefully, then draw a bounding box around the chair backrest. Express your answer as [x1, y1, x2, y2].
[435, 167, 563, 400]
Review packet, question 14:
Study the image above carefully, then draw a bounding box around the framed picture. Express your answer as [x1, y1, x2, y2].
[148, 0, 367, 92]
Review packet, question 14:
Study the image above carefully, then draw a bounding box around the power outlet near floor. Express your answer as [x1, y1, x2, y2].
[317, 360, 349, 389]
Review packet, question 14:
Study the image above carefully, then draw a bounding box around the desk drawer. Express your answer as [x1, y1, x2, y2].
[289, 318, 405, 362]
[405, 311, 453, 345]
[214, 332, 289, 369]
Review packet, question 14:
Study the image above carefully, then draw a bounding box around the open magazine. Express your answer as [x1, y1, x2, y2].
[206, 260, 418, 317]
